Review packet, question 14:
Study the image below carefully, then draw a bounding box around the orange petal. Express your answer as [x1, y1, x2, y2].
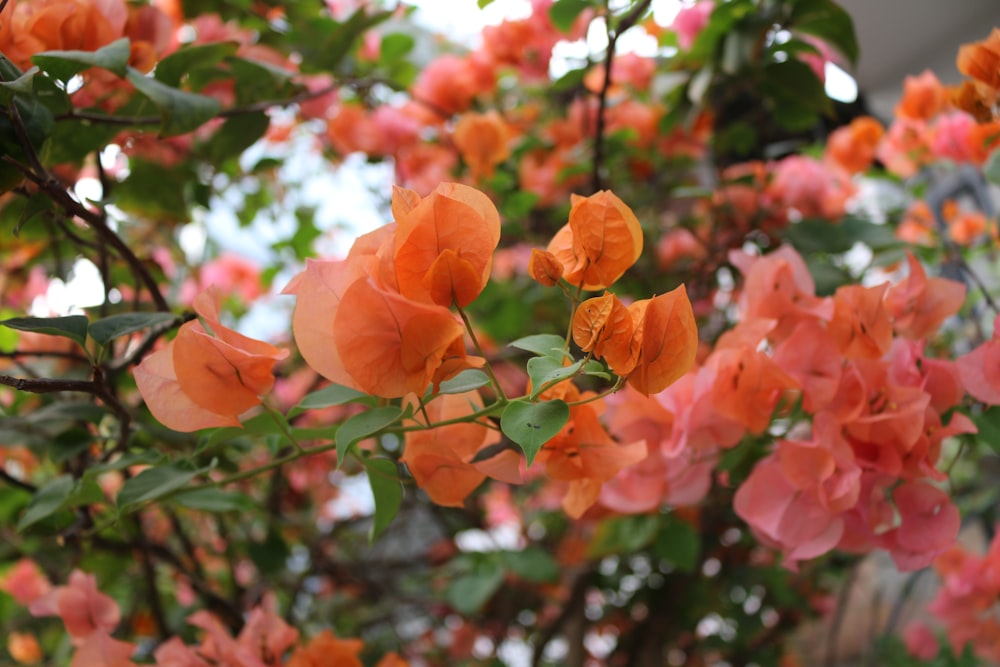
[528, 248, 564, 286]
[549, 190, 643, 290]
[627, 285, 698, 395]
[133, 343, 240, 432]
[335, 279, 464, 397]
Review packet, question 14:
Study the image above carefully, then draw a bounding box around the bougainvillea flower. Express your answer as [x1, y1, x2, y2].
[287, 631, 364, 667]
[710, 346, 799, 434]
[573, 291, 636, 375]
[334, 278, 465, 397]
[29, 570, 120, 643]
[729, 245, 833, 341]
[528, 248, 564, 286]
[539, 402, 646, 518]
[885, 252, 966, 340]
[453, 111, 511, 178]
[626, 285, 699, 395]
[825, 116, 884, 174]
[134, 287, 287, 431]
[883, 481, 960, 571]
[394, 182, 501, 308]
[827, 283, 894, 359]
[547, 190, 643, 290]
[895, 70, 949, 121]
[187, 602, 299, 667]
[401, 391, 521, 507]
[957, 313, 1000, 405]
[957, 27, 1000, 91]
[772, 321, 842, 413]
[734, 457, 845, 568]
[71, 633, 137, 667]
[0, 559, 51, 606]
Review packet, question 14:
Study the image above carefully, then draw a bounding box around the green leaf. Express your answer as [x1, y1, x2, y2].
[973, 406, 1000, 455]
[509, 334, 567, 357]
[126, 67, 221, 137]
[549, 0, 590, 33]
[0, 67, 39, 101]
[247, 528, 289, 575]
[297, 384, 373, 410]
[291, 10, 393, 74]
[335, 407, 403, 466]
[173, 487, 254, 512]
[86, 451, 164, 475]
[117, 463, 207, 510]
[365, 457, 402, 541]
[790, 0, 859, 66]
[500, 399, 569, 466]
[527, 357, 584, 399]
[154, 41, 239, 87]
[18, 476, 74, 531]
[504, 547, 559, 583]
[446, 565, 504, 614]
[652, 518, 700, 572]
[31, 38, 131, 80]
[437, 369, 491, 395]
[588, 515, 659, 558]
[984, 149, 1000, 186]
[202, 111, 270, 163]
[478, 0, 495, 7]
[112, 159, 194, 222]
[1, 315, 89, 348]
[88, 312, 176, 346]
[379, 33, 415, 61]
[226, 57, 297, 105]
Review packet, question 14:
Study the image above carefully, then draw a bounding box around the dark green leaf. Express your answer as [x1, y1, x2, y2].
[202, 111, 270, 163]
[117, 463, 206, 510]
[437, 369, 491, 395]
[509, 334, 567, 357]
[653, 518, 700, 572]
[248, 528, 289, 575]
[790, 0, 859, 65]
[505, 547, 559, 582]
[154, 41, 239, 87]
[1, 315, 89, 348]
[446, 566, 504, 615]
[173, 487, 255, 512]
[588, 515, 659, 558]
[291, 10, 393, 74]
[112, 159, 194, 222]
[549, 0, 590, 32]
[226, 57, 297, 105]
[126, 68, 221, 137]
[297, 384, 373, 410]
[0, 67, 39, 101]
[500, 399, 569, 466]
[17, 476, 74, 531]
[973, 406, 1000, 455]
[366, 457, 402, 541]
[335, 407, 403, 466]
[31, 38, 131, 80]
[88, 312, 176, 346]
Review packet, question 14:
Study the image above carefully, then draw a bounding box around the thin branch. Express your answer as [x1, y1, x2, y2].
[591, 0, 652, 193]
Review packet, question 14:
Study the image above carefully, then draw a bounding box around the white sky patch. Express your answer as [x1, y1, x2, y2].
[825, 61, 859, 103]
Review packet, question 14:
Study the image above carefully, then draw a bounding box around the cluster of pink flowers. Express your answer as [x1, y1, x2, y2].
[599, 245, 973, 571]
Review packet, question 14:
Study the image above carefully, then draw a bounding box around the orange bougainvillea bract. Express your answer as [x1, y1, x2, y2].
[134, 287, 287, 432]
[547, 190, 644, 290]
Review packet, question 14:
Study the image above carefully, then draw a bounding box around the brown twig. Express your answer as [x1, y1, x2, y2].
[591, 0, 652, 193]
